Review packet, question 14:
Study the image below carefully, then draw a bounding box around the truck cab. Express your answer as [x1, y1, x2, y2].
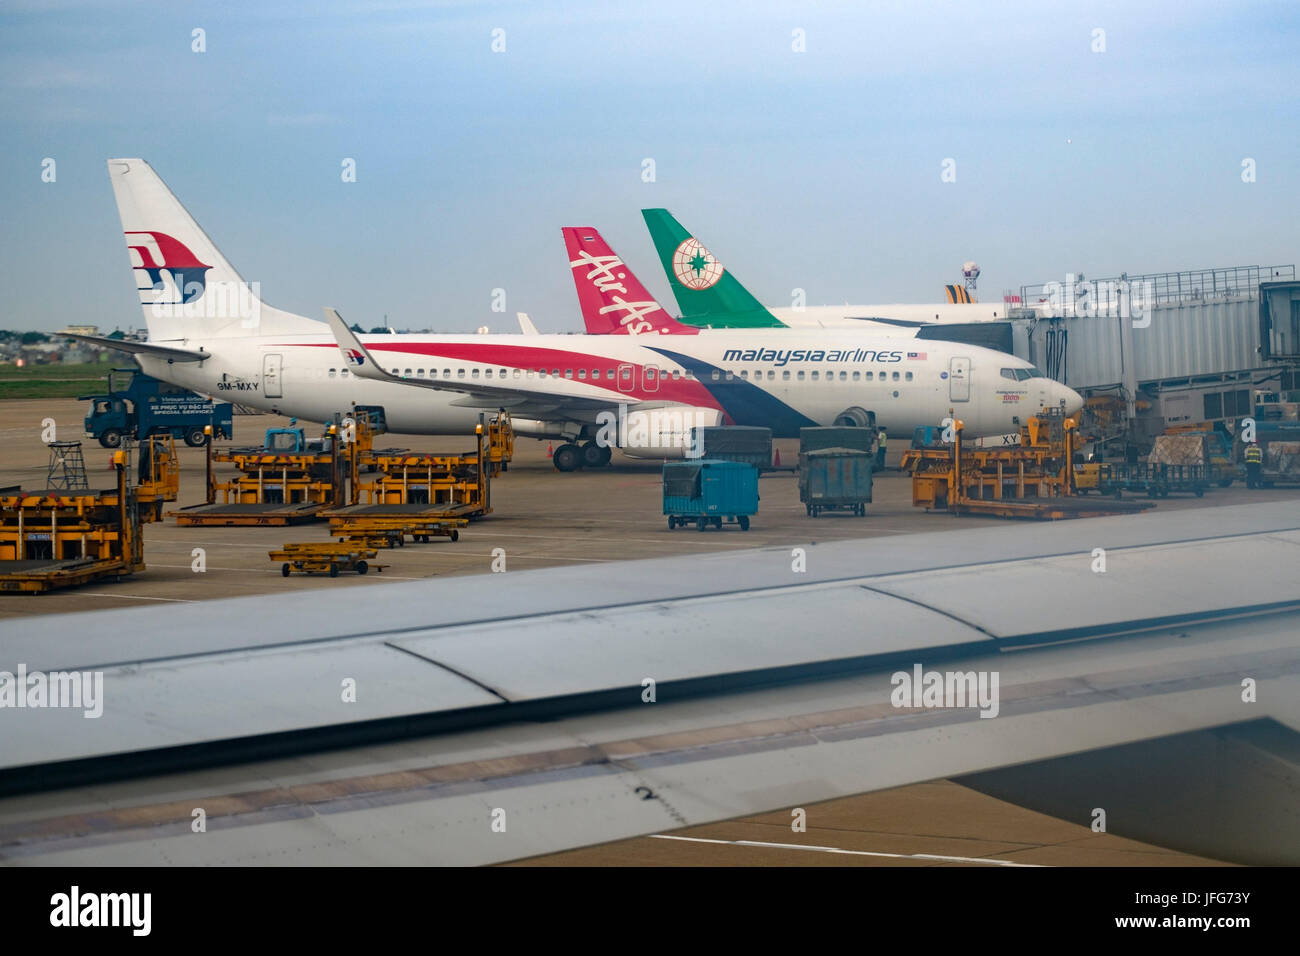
[83, 369, 233, 449]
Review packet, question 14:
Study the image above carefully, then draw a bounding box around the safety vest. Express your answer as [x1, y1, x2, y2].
[1245, 444, 1262, 463]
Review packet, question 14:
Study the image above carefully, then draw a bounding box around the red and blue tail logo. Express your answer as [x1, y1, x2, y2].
[345, 348, 365, 367]
[125, 231, 212, 305]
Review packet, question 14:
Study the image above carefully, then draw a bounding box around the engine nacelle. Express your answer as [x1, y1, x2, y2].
[832, 406, 877, 429]
[511, 418, 582, 441]
[602, 406, 725, 459]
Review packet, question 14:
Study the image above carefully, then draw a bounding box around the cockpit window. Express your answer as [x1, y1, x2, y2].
[1003, 366, 1044, 381]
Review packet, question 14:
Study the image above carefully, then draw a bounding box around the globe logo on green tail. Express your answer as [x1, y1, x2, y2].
[672, 238, 724, 290]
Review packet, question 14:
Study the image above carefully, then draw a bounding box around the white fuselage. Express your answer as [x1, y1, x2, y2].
[137, 326, 1079, 441]
[766, 304, 1011, 334]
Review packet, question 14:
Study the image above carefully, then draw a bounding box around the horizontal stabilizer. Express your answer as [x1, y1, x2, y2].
[62, 333, 209, 362]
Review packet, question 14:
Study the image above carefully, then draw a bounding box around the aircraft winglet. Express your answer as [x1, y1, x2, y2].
[323, 308, 390, 382]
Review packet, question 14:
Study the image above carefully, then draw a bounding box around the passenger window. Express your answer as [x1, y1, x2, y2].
[839, 371, 848, 381]
[513, 369, 521, 379]
[565, 369, 573, 379]
[457, 369, 466, 379]
[740, 370, 749, 380]
[340, 369, 348, 378]
[905, 371, 913, 381]
[552, 369, 560, 377]
[811, 371, 819, 381]
[797, 371, 806, 381]
[711, 370, 721, 381]
[403, 368, 411, 376]
[865, 372, 873, 381]
[417, 369, 425, 378]
[606, 369, 615, 380]
[472, 369, 480, 379]
[852, 371, 860, 381]
[672, 370, 681, 380]
[485, 369, 492, 379]
[329, 369, 337, 378]
[724, 371, 734, 381]
[500, 369, 508, 378]
[782, 370, 791, 381]
[892, 371, 900, 381]
[621, 367, 631, 380]
[578, 369, 587, 380]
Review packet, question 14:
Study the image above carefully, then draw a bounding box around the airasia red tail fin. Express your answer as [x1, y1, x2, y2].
[562, 227, 699, 335]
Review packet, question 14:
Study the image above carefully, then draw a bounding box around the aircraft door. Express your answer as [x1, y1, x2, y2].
[642, 366, 660, 392]
[948, 356, 970, 402]
[617, 363, 635, 393]
[263, 353, 283, 399]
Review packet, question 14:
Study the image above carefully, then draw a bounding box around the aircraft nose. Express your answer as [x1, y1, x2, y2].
[1058, 382, 1084, 415]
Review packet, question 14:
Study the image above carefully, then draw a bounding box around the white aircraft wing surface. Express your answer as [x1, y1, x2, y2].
[0, 502, 1297, 865]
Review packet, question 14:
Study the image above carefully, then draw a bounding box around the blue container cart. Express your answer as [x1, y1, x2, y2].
[663, 459, 758, 531]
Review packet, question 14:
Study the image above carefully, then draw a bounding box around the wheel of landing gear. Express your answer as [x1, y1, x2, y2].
[581, 441, 610, 469]
[553, 443, 582, 472]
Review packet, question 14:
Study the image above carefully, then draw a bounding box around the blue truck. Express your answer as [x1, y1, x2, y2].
[83, 369, 234, 449]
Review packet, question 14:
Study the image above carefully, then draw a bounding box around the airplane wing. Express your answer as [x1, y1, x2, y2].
[323, 308, 668, 419]
[61, 333, 210, 362]
[1, 501, 1297, 866]
[516, 312, 539, 335]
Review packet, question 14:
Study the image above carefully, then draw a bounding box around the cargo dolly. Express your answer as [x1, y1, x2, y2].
[269, 542, 387, 578]
[1089, 462, 1211, 499]
[326, 506, 470, 547]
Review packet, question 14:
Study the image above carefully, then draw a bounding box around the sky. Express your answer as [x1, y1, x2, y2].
[2, 0, 1298, 334]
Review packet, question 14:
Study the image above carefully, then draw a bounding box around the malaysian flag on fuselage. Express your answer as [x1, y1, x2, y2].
[906, 351, 927, 360]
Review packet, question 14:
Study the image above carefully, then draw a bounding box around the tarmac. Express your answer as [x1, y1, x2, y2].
[5, 397, 1286, 864]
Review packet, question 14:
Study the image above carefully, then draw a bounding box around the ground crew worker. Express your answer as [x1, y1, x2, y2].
[1244, 440, 1263, 488]
[876, 427, 888, 470]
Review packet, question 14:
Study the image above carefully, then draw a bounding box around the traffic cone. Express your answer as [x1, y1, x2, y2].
[547, 443, 553, 458]
[773, 447, 781, 467]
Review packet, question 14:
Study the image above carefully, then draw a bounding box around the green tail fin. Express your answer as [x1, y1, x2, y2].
[641, 209, 786, 328]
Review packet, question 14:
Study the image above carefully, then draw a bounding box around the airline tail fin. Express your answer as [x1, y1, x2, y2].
[562, 226, 698, 335]
[640, 209, 785, 329]
[107, 159, 322, 342]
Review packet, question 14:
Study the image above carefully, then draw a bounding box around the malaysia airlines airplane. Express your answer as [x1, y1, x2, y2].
[82, 159, 1080, 472]
[642, 208, 1013, 332]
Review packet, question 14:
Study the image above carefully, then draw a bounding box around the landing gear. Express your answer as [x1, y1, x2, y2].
[553, 443, 582, 472]
[581, 441, 612, 468]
